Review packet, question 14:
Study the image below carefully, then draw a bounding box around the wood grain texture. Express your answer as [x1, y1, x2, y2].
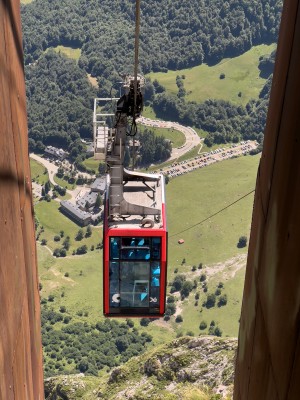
[0, 1, 44, 398]
[234, 1, 300, 399]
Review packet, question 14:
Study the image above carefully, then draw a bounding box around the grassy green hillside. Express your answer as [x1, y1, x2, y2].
[139, 125, 186, 148]
[37, 153, 259, 341]
[35, 201, 102, 253]
[82, 157, 101, 172]
[50, 45, 82, 61]
[164, 154, 259, 337]
[38, 246, 103, 323]
[167, 154, 258, 267]
[30, 158, 49, 185]
[148, 44, 276, 106]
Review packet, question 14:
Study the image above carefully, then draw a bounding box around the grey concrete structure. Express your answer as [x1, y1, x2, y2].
[60, 201, 92, 226]
[91, 177, 106, 193]
[45, 146, 68, 160]
[77, 191, 98, 210]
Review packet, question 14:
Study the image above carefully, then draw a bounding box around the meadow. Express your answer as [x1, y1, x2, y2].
[30, 158, 49, 185]
[52, 45, 82, 61]
[167, 154, 258, 267]
[138, 124, 185, 148]
[148, 44, 276, 106]
[35, 200, 102, 253]
[37, 153, 259, 341]
[53, 174, 76, 190]
[82, 157, 101, 172]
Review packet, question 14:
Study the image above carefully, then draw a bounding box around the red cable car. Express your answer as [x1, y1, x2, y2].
[103, 174, 167, 317]
[100, 76, 168, 317]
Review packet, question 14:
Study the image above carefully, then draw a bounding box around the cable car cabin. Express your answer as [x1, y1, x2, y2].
[103, 173, 167, 317]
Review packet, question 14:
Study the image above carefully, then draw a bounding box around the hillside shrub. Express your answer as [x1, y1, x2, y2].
[199, 321, 207, 330]
[218, 294, 228, 307]
[140, 318, 151, 327]
[237, 235, 248, 248]
[171, 274, 186, 291]
[180, 280, 194, 297]
[175, 315, 183, 323]
[165, 303, 176, 316]
[205, 294, 216, 308]
[167, 295, 175, 304]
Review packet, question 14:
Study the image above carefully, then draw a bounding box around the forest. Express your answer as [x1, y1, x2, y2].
[21, 0, 281, 156]
[41, 304, 153, 378]
[22, 0, 282, 74]
[26, 51, 96, 153]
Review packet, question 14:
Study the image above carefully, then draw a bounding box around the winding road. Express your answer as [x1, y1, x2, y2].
[30, 117, 202, 193]
[30, 118, 257, 189]
[137, 116, 202, 159]
[30, 153, 58, 185]
[30, 153, 90, 203]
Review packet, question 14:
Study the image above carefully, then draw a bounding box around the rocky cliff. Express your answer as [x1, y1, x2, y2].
[45, 336, 236, 400]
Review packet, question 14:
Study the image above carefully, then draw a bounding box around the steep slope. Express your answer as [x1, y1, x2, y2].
[21, 0, 282, 72]
[45, 336, 236, 399]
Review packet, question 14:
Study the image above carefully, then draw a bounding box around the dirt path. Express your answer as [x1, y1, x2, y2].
[203, 253, 247, 281]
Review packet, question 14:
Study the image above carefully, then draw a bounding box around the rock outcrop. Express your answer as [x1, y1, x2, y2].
[45, 336, 236, 399]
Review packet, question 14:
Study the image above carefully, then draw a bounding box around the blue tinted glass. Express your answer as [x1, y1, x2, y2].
[152, 238, 161, 259]
[110, 238, 120, 260]
[109, 262, 120, 307]
[120, 247, 150, 260]
[151, 262, 160, 287]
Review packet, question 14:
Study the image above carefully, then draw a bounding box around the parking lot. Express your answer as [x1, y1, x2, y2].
[156, 140, 258, 179]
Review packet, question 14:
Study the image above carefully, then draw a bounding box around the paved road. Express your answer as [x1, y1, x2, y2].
[30, 153, 58, 185]
[137, 116, 201, 160]
[30, 153, 90, 203]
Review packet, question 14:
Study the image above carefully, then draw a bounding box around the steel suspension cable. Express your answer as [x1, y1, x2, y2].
[132, 0, 141, 170]
[133, 0, 141, 116]
[169, 189, 255, 238]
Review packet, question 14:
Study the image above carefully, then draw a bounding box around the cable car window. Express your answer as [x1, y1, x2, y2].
[120, 261, 149, 307]
[121, 248, 150, 260]
[151, 263, 160, 287]
[152, 238, 161, 259]
[109, 262, 120, 307]
[108, 237, 163, 311]
[110, 238, 120, 260]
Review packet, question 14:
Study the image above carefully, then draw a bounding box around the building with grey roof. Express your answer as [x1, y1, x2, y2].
[91, 177, 106, 194]
[77, 192, 98, 211]
[45, 146, 68, 160]
[60, 201, 92, 226]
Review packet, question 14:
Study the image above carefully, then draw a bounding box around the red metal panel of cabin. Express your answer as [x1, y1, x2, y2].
[103, 201, 167, 317]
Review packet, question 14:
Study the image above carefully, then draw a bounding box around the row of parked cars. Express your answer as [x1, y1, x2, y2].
[164, 141, 257, 178]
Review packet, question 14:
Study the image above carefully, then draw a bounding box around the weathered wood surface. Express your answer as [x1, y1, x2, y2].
[234, 1, 300, 399]
[0, 1, 44, 398]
